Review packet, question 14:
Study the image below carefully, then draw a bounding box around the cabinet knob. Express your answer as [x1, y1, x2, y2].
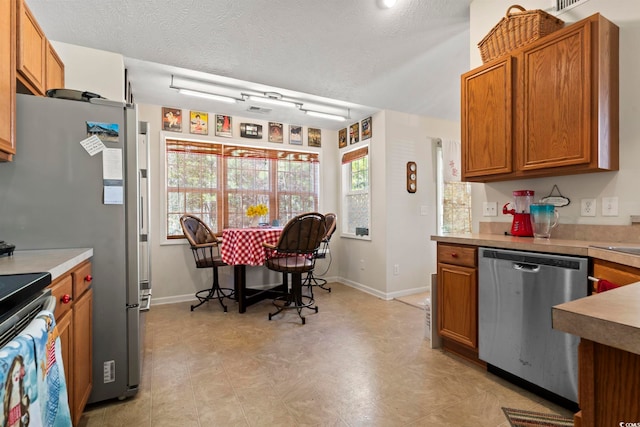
[450, 252, 458, 258]
[61, 294, 72, 304]
[85, 274, 92, 283]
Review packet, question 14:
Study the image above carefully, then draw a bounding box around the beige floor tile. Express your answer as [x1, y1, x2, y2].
[80, 282, 574, 427]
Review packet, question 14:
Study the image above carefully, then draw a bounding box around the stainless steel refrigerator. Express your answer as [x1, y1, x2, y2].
[0, 94, 151, 404]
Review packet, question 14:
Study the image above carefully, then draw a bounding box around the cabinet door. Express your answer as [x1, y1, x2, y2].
[46, 41, 64, 91]
[461, 57, 513, 181]
[57, 309, 74, 418]
[0, 0, 16, 161]
[72, 288, 93, 426]
[16, 0, 46, 95]
[437, 263, 478, 349]
[518, 21, 591, 171]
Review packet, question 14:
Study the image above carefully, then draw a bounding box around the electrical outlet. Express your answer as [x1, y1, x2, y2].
[393, 264, 399, 275]
[581, 198, 597, 217]
[360, 259, 365, 271]
[483, 202, 498, 217]
[602, 196, 619, 216]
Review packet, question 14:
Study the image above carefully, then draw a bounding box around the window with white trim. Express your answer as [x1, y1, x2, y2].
[165, 138, 319, 238]
[341, 146, 370, 237]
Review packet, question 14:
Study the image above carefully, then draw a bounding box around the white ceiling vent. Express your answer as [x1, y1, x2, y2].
[246, 106, 272, 114]
[555, 0, 587, 11]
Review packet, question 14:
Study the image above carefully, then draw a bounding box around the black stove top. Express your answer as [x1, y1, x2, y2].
[0, 272, 52, 323]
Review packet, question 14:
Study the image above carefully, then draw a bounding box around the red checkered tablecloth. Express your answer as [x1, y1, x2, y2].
[221, 227, 283, 266]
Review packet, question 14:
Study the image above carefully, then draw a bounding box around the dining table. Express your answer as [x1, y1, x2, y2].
[220, 226, 285, 313]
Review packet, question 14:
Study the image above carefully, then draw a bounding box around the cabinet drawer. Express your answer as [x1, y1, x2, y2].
[437, 244, 477, 268]
[49, 274, 73, 319]
[73, 261, 93, 297]
[592, 259, 640, 292]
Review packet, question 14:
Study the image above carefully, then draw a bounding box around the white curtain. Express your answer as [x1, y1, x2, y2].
[442, 139, 461, 182]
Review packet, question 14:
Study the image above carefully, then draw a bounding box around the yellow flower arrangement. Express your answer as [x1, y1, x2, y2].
[246, 203, 268, 218]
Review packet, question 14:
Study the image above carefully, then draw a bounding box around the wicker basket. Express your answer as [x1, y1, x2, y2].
[478, 5, 564, 63]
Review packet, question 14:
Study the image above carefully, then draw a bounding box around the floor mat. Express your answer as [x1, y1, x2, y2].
[502, 407, 574, 427]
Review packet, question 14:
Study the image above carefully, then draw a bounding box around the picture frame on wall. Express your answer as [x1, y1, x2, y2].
[162, 107, 182, 132]
[338, 128, 347, 148]
[215, 114, 233, 137]
[349, 122, 360, 144]
[240, 123, 263, 139]
[361, 116, 372, 140]
[269, 122, 284, 143]
[308, 128, 321, 147]
[189, 111, 208, 135]
[289, 125, 303, 145]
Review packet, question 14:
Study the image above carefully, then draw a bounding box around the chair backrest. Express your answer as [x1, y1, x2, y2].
[275, 212, 326, 254]
[180, 214, 217, 247]
[323, 213, 337, 242]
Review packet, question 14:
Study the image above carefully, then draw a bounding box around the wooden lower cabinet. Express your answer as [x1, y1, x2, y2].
[576, 339, 640, 426]
[48, 260, 93, 426]
[436, 243, 483, 366]
[72, 288, 92, 426]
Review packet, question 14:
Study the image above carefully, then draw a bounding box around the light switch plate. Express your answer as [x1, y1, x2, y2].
[483, 202, 498, 217]
[602, 197, 619, 216]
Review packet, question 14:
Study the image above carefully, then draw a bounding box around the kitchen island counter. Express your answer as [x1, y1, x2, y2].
[552, 283, 640, 426]
[0, 248, 93, 280]
[552, 282, 640, 355]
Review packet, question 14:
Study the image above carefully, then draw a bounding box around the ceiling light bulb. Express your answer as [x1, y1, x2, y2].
[177, 88, 237, 103]
[381, 0, 397, 7]
[304, 110, 347, 122]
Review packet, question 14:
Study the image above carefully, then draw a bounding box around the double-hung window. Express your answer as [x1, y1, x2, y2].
[165, 138, 319, 239]
[341, 146, 370, 238]
[436, 139, 472, 234]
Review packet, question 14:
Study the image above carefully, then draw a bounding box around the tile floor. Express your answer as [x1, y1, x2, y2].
[79, 283, 573, 426]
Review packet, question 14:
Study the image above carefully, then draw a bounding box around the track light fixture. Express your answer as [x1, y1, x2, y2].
[242, 92, 301, 108]
[174, 87, 239, 103]
[171, 76, 352, 122]
[170, 75, 241, 103]
[301, 109, 348, 122]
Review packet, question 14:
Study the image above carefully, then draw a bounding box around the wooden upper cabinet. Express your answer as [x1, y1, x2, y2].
[17, 0, 46, 95]
[461, 13, 619, 182]
[461, 57, 513, 180]
[46, 40, 64, 91]
[517, 23, 591, 171]
[0, 0, 16, 161]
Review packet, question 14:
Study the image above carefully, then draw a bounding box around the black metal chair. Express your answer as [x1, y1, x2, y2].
[180, 214, 234, 312]
[263, 212, 326, 324]
[303, 212, 336, 294]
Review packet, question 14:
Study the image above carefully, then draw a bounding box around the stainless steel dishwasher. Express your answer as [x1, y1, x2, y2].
[478, 247, 588, 405]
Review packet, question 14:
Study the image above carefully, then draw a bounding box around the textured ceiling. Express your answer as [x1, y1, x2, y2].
[26, 0, 470, 130]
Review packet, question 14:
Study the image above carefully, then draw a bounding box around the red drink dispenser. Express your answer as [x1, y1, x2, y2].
[502, 190, 535, 237]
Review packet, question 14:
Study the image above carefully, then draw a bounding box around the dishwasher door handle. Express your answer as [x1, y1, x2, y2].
[513, 262, 540, 273]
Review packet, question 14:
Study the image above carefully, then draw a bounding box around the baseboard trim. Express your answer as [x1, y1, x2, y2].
[150, 276, 428, 306]
[337, 278, 391, 300]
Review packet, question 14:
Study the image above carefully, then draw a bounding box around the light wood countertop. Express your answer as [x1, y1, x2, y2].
[0, 248, 93, 281]
[553, 283, 640, 355]
[432, 233, 640, 354]
[431, 233, 640, 268]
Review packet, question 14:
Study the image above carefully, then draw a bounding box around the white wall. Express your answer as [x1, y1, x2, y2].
[51, 41, 125, 102]
[337, 110, 459, 298]
[469, 0, 640, 230]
